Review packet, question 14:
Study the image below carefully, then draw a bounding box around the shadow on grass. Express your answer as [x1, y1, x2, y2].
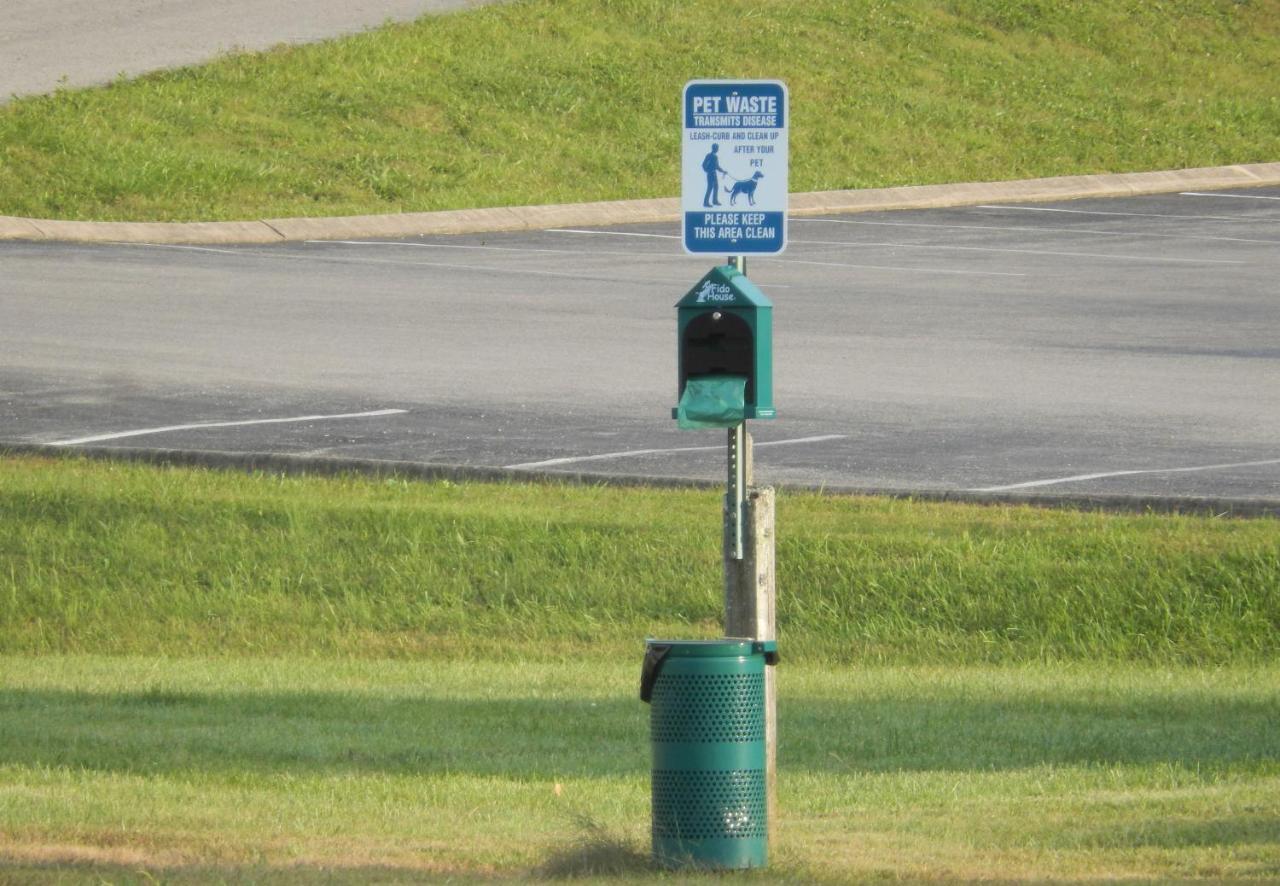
[0, 860, 498, 885]
[1067, 813, 1280, 850]
[537, 813, 652, 879]
[0, 683, 1277, 779]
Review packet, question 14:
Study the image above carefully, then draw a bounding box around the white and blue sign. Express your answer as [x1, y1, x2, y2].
[682, 79, 788, 255]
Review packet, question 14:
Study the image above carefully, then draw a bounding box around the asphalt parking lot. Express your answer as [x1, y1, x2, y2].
[3, 187, 1278, 507]
[0, 0, 489, 101]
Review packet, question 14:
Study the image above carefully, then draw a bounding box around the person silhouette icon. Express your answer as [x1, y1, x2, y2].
[702, 144, 727, 207]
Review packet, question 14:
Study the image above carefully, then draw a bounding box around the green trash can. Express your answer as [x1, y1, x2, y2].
[640, 638, 777, 870]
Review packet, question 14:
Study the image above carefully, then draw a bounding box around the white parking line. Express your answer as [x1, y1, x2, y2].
[505, 434, 846, 470]
[540, 230, 1023, 275]
[770, 257, 1026, 277]
[977, 204, 1270, 223]
[547, 229, 682, 239]
[1181, 192, 1280, 201]
[542, 229, 1025, 277]
[127, 243, 248, 255]
[48, 409, 408, 446]
[971, 457, 1280, 492]
[793, 217, 1279, 245]
[309, 239, 695, 260]
[544, 226, 1242, 266]
[301, 239, 796, 286]
[789, 238, 1245, 265]
[314, 239, 600, 256]
[131, 242, 695, 285]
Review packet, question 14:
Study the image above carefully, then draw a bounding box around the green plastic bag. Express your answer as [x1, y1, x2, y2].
[677, 375, 747, 429]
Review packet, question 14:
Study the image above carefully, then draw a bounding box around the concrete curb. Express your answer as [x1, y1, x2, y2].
[788, 162, 1280, 216]
[3, 162, 1277, 245]
[5, 442, 1279, 519]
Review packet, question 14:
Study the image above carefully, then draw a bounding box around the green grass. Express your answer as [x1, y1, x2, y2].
[1, 456, 1277, 879]
[2, 455, 1278, 664]
[2, 0, 1278, 222]
[0, 657, 1276, 881]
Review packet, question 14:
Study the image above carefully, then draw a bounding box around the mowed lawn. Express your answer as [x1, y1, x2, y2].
[2, 657, 1277, 882]
[0, 455, 1277, 880]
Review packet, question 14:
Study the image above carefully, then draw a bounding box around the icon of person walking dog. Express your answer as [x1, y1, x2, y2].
[701, 144, 765, 207]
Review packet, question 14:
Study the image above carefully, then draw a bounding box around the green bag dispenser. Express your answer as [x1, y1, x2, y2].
[640, 638, 777, 870]
[674, 266, 775, 425]
[676, 375, 747, 429]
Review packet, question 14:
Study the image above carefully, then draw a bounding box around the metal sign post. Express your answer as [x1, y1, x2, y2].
[726, 254, 748, 561]
[732, 249, 747, 560]
[727, 421, 746, 561]
[678, 78, 787, 849]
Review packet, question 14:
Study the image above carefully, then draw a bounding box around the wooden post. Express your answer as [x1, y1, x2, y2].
[723, 429, 778, 829]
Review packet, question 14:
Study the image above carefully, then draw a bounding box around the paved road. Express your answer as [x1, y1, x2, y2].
[3, 188, 1279, 504]
[1, 0, 492, 101]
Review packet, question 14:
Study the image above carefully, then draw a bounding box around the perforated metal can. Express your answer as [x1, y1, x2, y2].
[640, 638, 773, 870]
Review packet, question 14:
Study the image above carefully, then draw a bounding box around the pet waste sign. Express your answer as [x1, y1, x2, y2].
[682, 79, 788, 255]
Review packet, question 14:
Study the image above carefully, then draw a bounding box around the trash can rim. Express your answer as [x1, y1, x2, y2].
[645, 638, 757, 657]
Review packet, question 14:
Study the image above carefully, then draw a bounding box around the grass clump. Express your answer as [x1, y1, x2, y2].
[1, 0, 1278, 221]
[1, 454, 1276, 664]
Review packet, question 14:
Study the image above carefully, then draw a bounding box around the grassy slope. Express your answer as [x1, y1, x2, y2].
[1, 0, 1278, 221]
[2, 455, 1277, 664]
